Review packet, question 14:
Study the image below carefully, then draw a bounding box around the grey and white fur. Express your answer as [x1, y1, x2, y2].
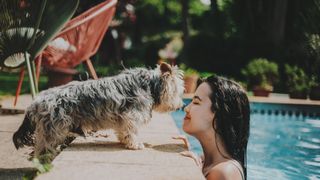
[13, 63, 184, 157]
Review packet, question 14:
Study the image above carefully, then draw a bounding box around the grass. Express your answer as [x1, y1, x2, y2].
[0, 72, 48, 96]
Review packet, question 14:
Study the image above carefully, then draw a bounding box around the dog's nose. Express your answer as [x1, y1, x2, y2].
[178, 103, 187, 111]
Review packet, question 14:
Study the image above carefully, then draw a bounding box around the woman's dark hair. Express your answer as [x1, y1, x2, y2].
[201, 75, 250, 179]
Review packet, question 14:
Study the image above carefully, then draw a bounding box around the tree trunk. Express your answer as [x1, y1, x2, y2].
[270, 0, 288, 49]
[181, 0, 189, 44]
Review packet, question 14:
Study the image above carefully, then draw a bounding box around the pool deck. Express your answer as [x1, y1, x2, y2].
[0, 95, 35, 179]
[184, 93, 320, 106]
[0, 95, 204, 179]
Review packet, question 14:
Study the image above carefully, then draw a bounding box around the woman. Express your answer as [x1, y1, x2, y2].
[181, 75, 250, 180]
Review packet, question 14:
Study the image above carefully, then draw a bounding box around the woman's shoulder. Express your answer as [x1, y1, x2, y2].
[206, 160, 244, 180]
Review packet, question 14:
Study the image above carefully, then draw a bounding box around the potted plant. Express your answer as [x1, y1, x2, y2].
[308, 34, 320, 100]
[179, 63, 199, 93]
[199, 71, 215, 79]
[241, 58, 279, 97]
[284, 64, 309, 99]
[309, 76, 320, 100]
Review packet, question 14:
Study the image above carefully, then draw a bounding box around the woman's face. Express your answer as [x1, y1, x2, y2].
[183, 82, 215, 135]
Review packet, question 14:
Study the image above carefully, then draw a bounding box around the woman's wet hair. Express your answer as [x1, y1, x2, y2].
[201, 75, 250, 179]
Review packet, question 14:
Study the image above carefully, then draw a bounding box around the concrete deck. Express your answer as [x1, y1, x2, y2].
[0, 95, 204, 180]
[184, 93, 320, 106]
[249, 94, 320, 106]
[0, 95, 35, 179]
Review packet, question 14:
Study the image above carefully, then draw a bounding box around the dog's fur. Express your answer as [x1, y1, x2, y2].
[13, 63, 184, 157]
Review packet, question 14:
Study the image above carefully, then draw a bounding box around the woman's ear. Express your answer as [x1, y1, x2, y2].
[160, 62, 172, 75]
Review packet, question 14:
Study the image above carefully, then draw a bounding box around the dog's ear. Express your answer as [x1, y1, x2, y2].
[160, 62, 172, 75]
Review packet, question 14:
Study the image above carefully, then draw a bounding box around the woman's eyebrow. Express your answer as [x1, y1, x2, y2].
[193, 95, 202, 101]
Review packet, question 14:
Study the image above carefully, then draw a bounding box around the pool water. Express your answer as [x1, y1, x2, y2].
[171, 103, 320, 180]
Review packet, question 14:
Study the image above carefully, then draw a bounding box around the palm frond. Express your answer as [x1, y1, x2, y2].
[0, 0, 79, 98]
[0, 0, 79, 69]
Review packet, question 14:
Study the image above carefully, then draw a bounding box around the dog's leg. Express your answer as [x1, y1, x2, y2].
[116, 125, 144, 150]
[121, 132, 144, 150]
[34, 122, 69, 162]
[34, 129, 55, 162]
[115, 130, 129, 144]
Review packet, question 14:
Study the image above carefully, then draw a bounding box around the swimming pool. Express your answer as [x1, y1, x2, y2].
[171, 101, 320, 180]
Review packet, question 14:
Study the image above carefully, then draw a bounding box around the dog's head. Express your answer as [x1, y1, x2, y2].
[153, 62, 184, 112]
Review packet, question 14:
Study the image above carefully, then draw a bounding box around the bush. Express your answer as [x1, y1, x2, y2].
[179, 63, 199, 76]
[199, 71, 215, 79]
[284, 64, 309, 93]
[241, 58, 279, 90]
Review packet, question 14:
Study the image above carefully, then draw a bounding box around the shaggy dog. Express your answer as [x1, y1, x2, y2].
[13, 63, 184, 158]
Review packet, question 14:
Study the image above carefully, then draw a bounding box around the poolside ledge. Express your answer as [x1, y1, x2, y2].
[184, 93, 320, 106]
[0, 95, 204, 180]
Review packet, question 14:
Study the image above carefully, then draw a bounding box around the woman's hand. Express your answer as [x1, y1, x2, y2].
[180, 151, 203, 168]
[172, 135, 202, 168]
[172, 135, 190, 150]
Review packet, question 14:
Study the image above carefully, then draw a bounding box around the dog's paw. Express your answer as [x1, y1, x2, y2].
[125, 142, 145, 150]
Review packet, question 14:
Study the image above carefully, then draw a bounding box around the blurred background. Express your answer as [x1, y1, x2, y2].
[70, 0, 320, 95]
[1, 0, 320, 98]
[0, 1, 319, 179]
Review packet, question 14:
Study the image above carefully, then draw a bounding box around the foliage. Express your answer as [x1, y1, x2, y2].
[32, 157, 53, 173]
[284, 64, 309, 93]
[0, 72, 47, 95]
[177, 63, 215, 80]
[22, 157, 52, 180]
[189, 0, 210, 16]
[199, 71, 215, 79]
[135, 0, 209, 35]
[0, 0, 79, 97]
[241, 58, 279, 90]
[310, 75, 320, 88]
[1, 0, 319, 94]
[307, 34, 320, 82]
[0, 0, 80, 69]
[179, 63, 199, 76]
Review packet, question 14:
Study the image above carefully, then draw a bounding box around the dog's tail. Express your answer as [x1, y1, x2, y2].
[13, 113, 35, 149]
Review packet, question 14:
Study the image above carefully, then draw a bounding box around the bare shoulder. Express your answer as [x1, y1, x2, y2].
[206, 161, 243, 180]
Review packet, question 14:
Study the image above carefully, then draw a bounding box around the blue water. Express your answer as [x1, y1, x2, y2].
[171, 103, 320, 180]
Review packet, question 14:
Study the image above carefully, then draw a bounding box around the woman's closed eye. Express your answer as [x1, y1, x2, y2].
[192, 95, 202, 105]
[192, 100, 200, 105]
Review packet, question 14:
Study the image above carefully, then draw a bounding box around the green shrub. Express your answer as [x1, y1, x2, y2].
[199, 71, 215, 79]
[284, 64, 309, 93]
[285, 64, 309, 92]
[310, 75, 320, 88]
[179, 63, 199, 76]
[241, 58, 279, 90]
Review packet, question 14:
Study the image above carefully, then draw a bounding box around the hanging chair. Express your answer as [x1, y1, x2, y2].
[41, 0, 117, 71]
[14, 0, 117, 106]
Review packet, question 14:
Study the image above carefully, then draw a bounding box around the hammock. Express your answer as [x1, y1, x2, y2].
[15, 0, 117, 106]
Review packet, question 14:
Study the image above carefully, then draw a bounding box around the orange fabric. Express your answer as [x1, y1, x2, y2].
[14, 67, 25, 107]
[41, 0, 117, 68]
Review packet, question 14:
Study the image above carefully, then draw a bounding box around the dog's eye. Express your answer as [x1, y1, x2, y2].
[181, 101, 191, 110]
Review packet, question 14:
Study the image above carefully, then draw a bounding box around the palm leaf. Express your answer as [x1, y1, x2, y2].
[30, 0, 80, 59]
[0, 0, 79, 69]
[0, 0, 79, 98]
